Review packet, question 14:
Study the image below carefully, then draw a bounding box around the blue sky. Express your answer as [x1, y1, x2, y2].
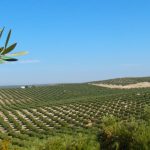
[0, 0, 150, 85]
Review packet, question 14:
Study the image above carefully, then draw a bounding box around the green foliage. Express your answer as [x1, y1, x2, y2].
[0, 83, 150, 148]
[0, 27, 27, 63]
[98, 107, 150, 150]
[142, 105, 150, 121]
[2, 43, 17, 55]
[29, 134, 99, 150]
[0, 28, 17, 55]
[0, 134, 99, 150]
[0, 139, 10, 150]
[4, 30, 11, 49]
[0, 28, 4, 39]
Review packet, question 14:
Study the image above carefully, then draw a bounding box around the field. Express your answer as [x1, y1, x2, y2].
[0, 78, 150, 149]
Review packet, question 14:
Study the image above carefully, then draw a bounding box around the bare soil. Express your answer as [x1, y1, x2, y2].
[91, 82, 150, 89]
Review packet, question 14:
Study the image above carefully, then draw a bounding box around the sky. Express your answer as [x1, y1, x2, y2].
[0, 0, 150, 85]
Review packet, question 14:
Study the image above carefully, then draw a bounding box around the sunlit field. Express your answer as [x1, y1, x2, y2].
[0, 78, 150, 149]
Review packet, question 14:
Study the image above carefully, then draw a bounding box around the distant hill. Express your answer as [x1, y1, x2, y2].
[90, 77, 150, 85]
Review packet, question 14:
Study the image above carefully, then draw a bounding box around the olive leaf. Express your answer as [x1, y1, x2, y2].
[5, 29, 11, 48]
[1, 43, 17, 55]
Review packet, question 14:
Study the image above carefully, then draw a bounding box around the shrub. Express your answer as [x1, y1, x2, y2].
[0, 139, 10, 150]
[98, 109, 150, 150]
[37, 134, 99, 150]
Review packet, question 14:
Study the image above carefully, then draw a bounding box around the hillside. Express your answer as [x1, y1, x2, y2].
[91, 77, 150, 85]
[0, 81, 150, 149]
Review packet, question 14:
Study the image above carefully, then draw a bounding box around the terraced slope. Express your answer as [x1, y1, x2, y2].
[0, 83, 150, 148]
